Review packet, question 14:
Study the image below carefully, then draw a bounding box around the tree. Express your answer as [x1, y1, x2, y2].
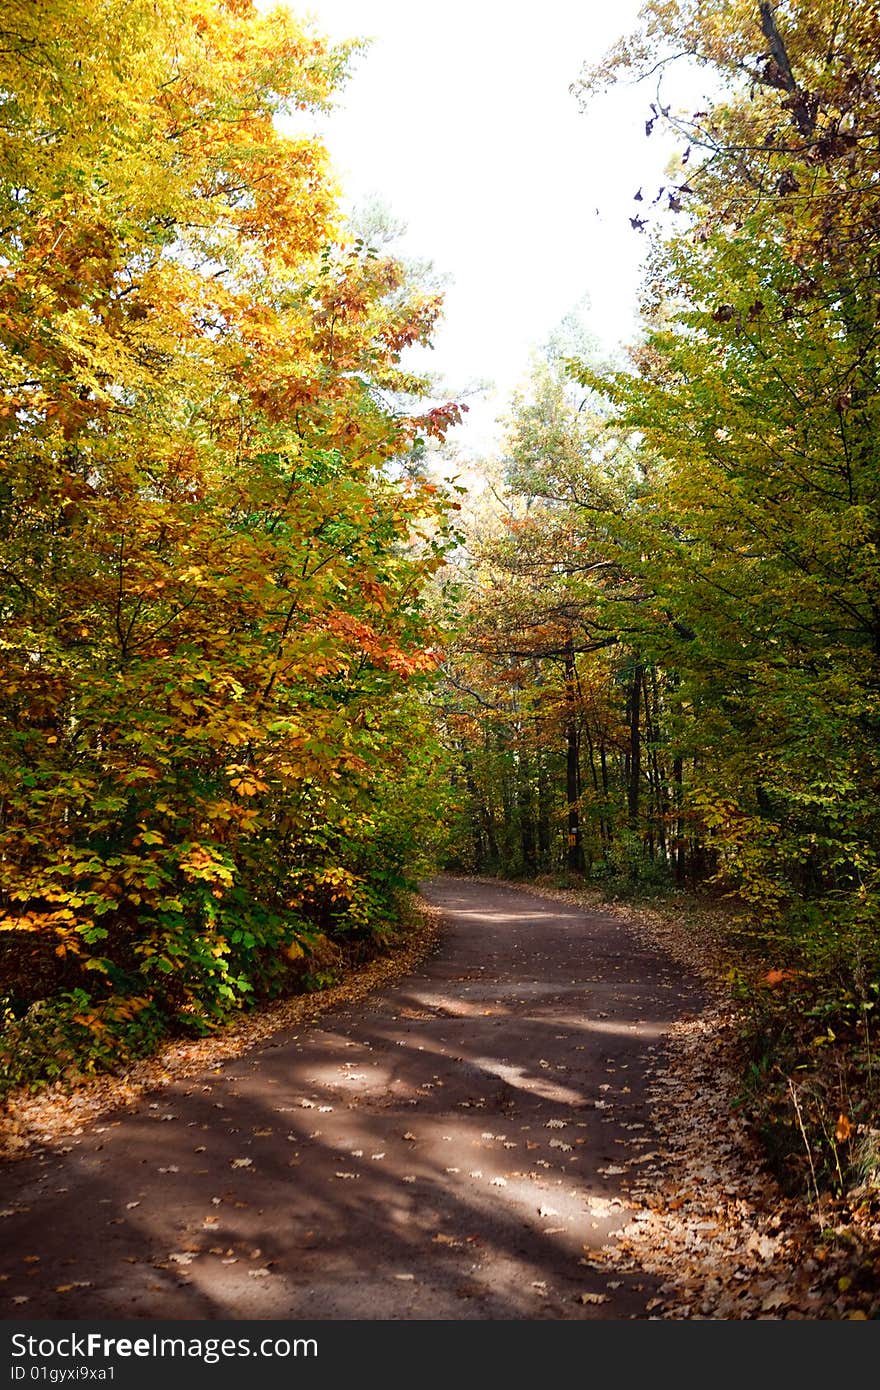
[570, 0, 880, 936]
[437, 345, 679, 881]
[0, 0, 460, 1082]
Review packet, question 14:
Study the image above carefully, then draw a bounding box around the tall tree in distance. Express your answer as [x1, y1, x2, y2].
[436, 330, 683, 883]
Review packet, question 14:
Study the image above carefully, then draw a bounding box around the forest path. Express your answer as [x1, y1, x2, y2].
[0, 876, 704, 1320]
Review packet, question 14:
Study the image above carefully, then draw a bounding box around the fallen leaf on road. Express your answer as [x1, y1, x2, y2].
[761, 1289, 789, 1311]
[231, 1158, 252, 1169]
[577, 1292, 609, 1305]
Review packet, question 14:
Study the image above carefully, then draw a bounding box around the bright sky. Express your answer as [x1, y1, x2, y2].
[279, 0, 693, 455]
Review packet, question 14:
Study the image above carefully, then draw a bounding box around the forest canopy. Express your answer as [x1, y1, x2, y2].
[0, 0, 461, 1088]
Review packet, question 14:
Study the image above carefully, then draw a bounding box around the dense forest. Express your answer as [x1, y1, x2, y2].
[1, 0, 878, 1214]
[436, 0, 880, 1198]
[0, 0, 461, 1083]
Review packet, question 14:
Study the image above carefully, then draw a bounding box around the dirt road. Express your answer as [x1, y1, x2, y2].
[0, 876, 703, 1319]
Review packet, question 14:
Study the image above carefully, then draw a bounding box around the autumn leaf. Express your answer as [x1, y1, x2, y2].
[835, 1114, 852, 1143]
[763, 970, 798, 988]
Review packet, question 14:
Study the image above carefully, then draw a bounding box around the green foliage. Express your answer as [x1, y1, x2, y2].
[434, 0, 880, 1207]
[435, 349, 685, 886]
[0, 0, 459, 1093]
[0, 989, 168, 1093]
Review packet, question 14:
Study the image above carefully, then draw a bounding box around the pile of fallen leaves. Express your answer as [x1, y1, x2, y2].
[0, 898, 443, 1163]
[483, 875, 880, 1319]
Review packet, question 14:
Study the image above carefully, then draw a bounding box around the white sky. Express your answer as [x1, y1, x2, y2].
[276, 0, 697, 455]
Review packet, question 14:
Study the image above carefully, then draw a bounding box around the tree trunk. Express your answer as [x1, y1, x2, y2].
[536, 743, 552, 870]
[673, 754, 685, 886]
[564, 638, 584, 873]
[516, 749, 536, 873]
[627, 661, 643, 832]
